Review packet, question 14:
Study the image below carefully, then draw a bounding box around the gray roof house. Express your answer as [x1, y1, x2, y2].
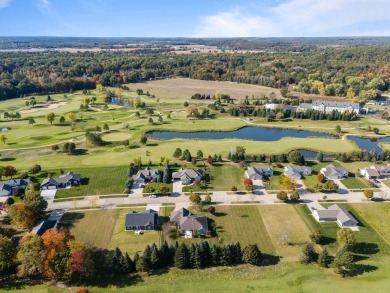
[131, 168, 159, 184]
[32, 209, 66, 236]
[170, 208, 208, 238]
[320, 164, 349, 180]
[170, 207, 190, 225]
[284, 166, 312, 180]
[172, 169, 202, 185]
[359, 165, 390, 179]
[312, 204, 358, 227]
[41, 172, 81, 190]
[299, 100, 360, 114]
[125, 209, 158, 231]
[179, 215, 208, 237]
[246, 166, 274, 180]
[0, 178, 31, 196]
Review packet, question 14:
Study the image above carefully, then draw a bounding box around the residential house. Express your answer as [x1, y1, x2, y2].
[125, 209, 158, 231]
[312, 204, 358, 227]
[40, 172, 81, 190]
[298, 100, 360, 114]
[170, 208, 208, 238]
[320, 164, 348, 180]
[284, 166, 312, 180]
[131, 168, 159, 184]
[172, 169, 203, 185]
[246, 166, 274, 180]
[0, 178, 31, 196]
[170, 207, 190, 225]
[32, 209, 66, 236]
[359, 164, 390, 179]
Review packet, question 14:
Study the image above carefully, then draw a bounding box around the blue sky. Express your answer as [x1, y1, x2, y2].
[0, 0, 389, 37]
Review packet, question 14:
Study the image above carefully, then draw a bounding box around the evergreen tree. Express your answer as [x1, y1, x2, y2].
[149, 245, 160, 270]
[221, 244, 234, 266]
[142, 245, 152, 265]
[199, 241, 211, 267]
[133, 252, 139, 264]
[210, 244, 220, 266]
[318, 248, 331, 268]
[242, 244, 262, 266]
[189, 244, 196, 268]
[193, 245, 203, 269]
[159, 241, 170, 267]
[163, 163, 172, 184]
[316, 152, 324, 162]
[174, 243, 189, 269]
[234, 242, 242, 264]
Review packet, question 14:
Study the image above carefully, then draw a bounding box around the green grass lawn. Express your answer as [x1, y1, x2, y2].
[381, 179, 390, 188]
[341, 176, 370, 189]
[263, 169, 283, 190]
[167, 205, 276, 256]
[54, 166, 128, 198]
[108, 208, 161, 256]
[143, 182, 172, 194]
[294, 204, 390, 255]
[60, 209, 118, 249]
[207, 163, 245, 191]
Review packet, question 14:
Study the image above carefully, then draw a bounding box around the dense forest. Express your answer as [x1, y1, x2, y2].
[0, 45, 389, 101]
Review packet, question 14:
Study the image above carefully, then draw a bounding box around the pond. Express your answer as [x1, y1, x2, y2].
[148, 127, 333, 141]
[148, 126, 390, 155]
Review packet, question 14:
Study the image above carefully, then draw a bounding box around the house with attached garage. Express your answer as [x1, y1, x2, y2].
[31, 209, 66, 236]
[320, 164, 349, 180]
[170, 208, 208, 238]
[131, 168, 160, 184]
[125, 209, 159, 231]
[0, 178, 31, 196]
[246, 166, 274, 180]
[172, 169, 202, 185]
[40, 172, 81, 190]
[312, 204, 358, 227]
[284, 166, 312, 180]
[359, 164, 390, 179]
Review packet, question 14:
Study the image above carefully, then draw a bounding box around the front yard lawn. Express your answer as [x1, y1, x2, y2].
[143, 182, 173, 194]
[341, 176, 370, 189]
[263, 169, 283, 190]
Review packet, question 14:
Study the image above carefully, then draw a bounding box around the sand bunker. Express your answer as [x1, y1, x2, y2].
[20, 102, 67, 113]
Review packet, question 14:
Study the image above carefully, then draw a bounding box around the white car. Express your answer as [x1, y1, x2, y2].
[149, 194, 157, 198]
[134, 230, 143, 235]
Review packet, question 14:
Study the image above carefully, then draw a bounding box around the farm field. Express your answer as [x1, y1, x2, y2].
[60, 209, 118, 249]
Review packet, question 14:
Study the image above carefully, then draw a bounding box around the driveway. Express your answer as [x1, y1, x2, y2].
[172, 181, 183, 196]
[334, 179, 349, 194]
[40, 189, 56, 201]
[131, 183, 144, 195]
[253, 180, 264, 195]
[146, 204, 161, 212]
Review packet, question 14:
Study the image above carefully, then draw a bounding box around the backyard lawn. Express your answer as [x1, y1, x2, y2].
[54, 166, 128, 198]
[60, 209, 118, 249]
[108, 208, 161, 256]
[294, 204, 390, 255]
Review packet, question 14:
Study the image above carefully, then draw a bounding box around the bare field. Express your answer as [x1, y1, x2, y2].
[129, 78, 282, 101]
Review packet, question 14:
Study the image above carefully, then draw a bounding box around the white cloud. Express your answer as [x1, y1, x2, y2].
[0, 0, 11, 9]
[194, 0, 390, 37]
[38, 0, 51, 14]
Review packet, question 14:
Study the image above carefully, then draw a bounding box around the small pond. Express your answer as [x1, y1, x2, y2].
[348, 136, 390, 154]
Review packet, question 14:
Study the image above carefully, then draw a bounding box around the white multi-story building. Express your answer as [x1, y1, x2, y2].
[299, 100, 360, 114]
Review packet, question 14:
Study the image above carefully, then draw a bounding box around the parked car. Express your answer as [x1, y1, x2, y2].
[149, 194, 157, 198]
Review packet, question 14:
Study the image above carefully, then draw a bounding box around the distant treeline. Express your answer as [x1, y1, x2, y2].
[0, 45, 389, 100]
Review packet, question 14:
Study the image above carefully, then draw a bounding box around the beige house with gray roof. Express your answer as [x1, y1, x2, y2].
[312, 204, 358, 227]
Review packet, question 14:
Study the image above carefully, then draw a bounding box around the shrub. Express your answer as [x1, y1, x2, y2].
[309, 229, 322, 244]
[242, 244, 262, 266]
[363, 190, 374, 199]
[300, 243, 317, 264]
[231, 186, 237, 192]
[317, 174, 325, 183]
[276, 191, 288, 201]
[289, 191, 300, 202]
[28, 164, 42, 174]
[207, 206, 216, 215]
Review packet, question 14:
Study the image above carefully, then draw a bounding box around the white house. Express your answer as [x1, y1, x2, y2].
[284, 166, 312, 180]
[359, 164, 390, 179]
[320, 164, 349, 180]
[246, 166, 274, 180]
[312, 204, 358, 227]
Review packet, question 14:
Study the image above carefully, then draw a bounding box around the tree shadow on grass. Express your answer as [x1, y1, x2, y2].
[146, 143, 159, 147]
[67, 274, 144, 288]
[261, 254, 280, 266]
[59, 212, 85, 229]
[351, 264, 378, 277]
[319, 236, 336, 245]
[352, 242, 379, 255]
[0, 157, 16, 162]
[73, 149, 88, 156]
[213, 212, 227, 217]
[0, 276, 43, 291]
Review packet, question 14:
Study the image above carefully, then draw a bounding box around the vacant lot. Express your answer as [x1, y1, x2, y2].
[258, 205, 312, 261]
[60, 209, 118, 249]
[130, 78, 282, 101]
[108, 208, 161, 256]
[207, 163, 245, 191]
[351, 203, 390, 245]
